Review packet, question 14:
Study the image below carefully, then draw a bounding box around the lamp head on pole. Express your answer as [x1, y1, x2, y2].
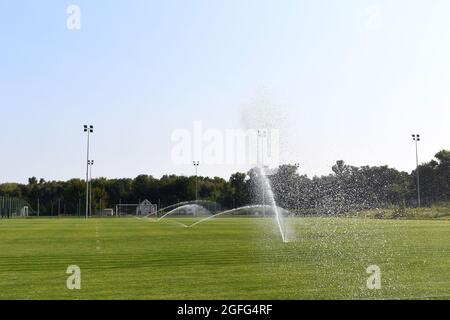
[84, 125, 94, 133]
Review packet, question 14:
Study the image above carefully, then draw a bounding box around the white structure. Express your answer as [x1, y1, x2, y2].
[20, 206, 29, 217]
[115, 200, 157, 217]
[136, 200, 157, 216]
[98, 208, 114, 216]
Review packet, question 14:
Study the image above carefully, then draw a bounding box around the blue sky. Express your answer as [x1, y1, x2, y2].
[1, 0, 450, 183]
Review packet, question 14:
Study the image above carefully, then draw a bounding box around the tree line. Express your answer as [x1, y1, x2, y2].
[1, 150, 449, 216]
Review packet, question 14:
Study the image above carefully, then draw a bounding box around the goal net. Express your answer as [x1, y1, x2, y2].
[115, 200, 157, 217]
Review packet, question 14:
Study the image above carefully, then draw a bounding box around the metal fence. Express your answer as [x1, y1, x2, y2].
[0, 196, 33, 218]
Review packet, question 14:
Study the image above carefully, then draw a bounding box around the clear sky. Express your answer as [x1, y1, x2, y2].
[1, 0, 450, 183]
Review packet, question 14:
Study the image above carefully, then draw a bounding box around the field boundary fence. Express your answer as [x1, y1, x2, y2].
[0, 196, 34, 218]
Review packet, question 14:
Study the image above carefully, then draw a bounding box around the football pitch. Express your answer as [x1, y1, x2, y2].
[0, 217, 448, 300]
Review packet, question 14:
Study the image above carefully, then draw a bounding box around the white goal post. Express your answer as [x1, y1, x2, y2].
[115, 200, 158, 217]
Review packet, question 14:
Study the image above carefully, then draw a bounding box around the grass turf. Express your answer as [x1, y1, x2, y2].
[0, 217, 448, 300]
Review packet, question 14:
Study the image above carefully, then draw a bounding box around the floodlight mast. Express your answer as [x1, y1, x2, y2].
[257, 130, 268, 217]
[84, 125, 93, 219]
[412, 134, 421, 207]
[193, 161, 200, 202]
[88, 160, 94, 217]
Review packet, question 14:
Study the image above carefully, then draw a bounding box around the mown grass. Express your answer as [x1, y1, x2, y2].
[0, 217, 448, 300]
[354, 202, 450, 220]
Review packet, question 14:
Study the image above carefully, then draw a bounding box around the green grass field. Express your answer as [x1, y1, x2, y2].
[0, 217, 448, 300]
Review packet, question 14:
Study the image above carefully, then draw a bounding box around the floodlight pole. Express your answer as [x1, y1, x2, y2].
[412, 134, 421, 207]
[258, 130, 267, 217]
[193, 161, 200, 202]
[84, 125, 93, 219]
[89, 160, 94, 217]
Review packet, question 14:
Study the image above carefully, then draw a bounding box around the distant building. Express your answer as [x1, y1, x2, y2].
[137, 200, 157, 216]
